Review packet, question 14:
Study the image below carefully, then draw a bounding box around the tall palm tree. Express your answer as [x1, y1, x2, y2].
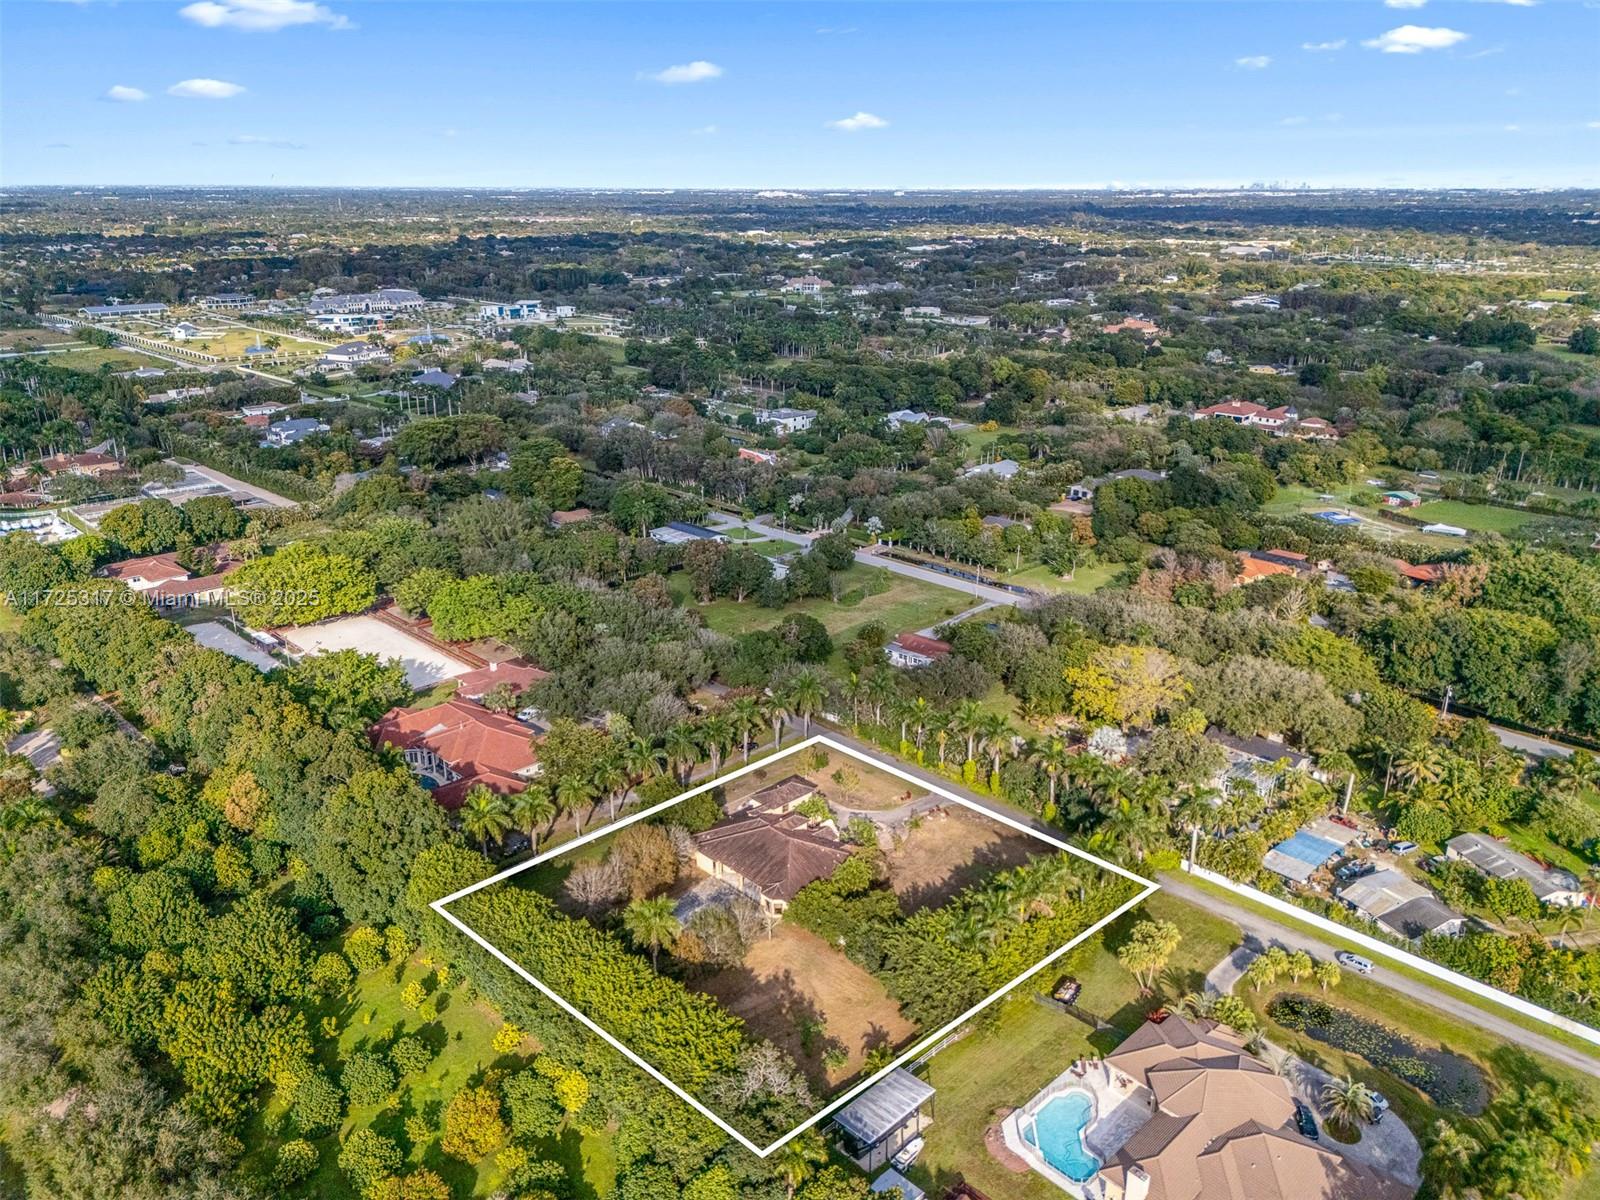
[864, 671, 897, 728]
[950, 699, 985, 764]
[976, 712, 1014, 779]
[785, 670, 826, 738]
[663, 722, 700, 784]
[556, 774, 595, 836]
[460, 785, 513, 855]
[766, 693, 792, 749]
[622, 896, 680, 969]
[621, 736, 665, 785]
[1320, 1076, 1375, 1135]
[843, 671, 869, 727]
[593, 757, 631, 823]
[699, 712, 733, 775]
[508, 786, 556, 852]
[1030, 735, 1074, 817]
[1395, 743, 1446, 793]
[727, 696, 764, 763]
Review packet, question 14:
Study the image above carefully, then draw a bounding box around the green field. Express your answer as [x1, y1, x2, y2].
[1003, 560, 1120, 594]
[1410, 499, 1538, 532]
[671, 562, 970, 642]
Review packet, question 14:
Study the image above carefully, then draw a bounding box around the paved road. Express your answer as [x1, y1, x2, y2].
[1489, 722, 1578, 760]
[742, 516, 1029, 606]
[1160, 873, 1600, 1080]
[176, 462, 299, 508]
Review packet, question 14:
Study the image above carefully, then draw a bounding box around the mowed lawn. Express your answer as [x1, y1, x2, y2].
[903, 890, 1240, 1199]
[1410, 499, 1537, 532]
[1003, 561, 1121, 594]
[671, 563, 970, 642]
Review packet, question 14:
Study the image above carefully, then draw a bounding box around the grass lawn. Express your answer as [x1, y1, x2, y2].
[1410, 499, 1538, 533]
[1003, 561, 1120, 594]
[243, 950, 617, 1199]
[903, 890, 1238, 1199]
[961, 425, 1019, 454]
[48, 346, 171, 372]
[672, 563, 970, 643]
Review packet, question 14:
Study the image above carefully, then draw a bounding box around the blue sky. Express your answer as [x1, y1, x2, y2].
[3, 0, 1597, 189]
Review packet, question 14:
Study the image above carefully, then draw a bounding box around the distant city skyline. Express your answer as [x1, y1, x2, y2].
[3, 0, 1597, 190]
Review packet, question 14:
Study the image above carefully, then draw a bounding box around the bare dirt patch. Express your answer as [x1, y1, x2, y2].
[693, 924, 915, 1092]
[886, 807, 1043, 913]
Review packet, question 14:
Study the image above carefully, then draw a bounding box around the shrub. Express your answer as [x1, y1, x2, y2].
[289, 1070, 343, 1136]
[389, 1035, 432, 1077]
[338, 1128, 402, 1191]
[440, 1083, 506, 1161]
[340, 1052, 396, 1106]
[310, 951, 353, 996]
[503, 1069, 563, 1140]
[273, 1139, 318, 1187]
[345, 926, 385, 973]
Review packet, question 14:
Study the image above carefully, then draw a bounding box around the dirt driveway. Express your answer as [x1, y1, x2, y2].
[885, 806, 1044, 912]
[694, 924, 915, 1092]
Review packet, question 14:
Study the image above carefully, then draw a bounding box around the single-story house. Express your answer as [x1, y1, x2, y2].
[649, 521, 729, 546]
[411, 369, 458, 389]
[691, 809, 850, 915]
[1065, 468, 1167, 502]
[31, 452, 121, 479]
[99, 551, 191, 591]
[79, 302, 167, 317]
[963, 458, 1020, 480]
[1446, 832, 1585, 907]
[885, 633, 952, 670]
[1381, 490, 1423, 508]
[1338, 868, 1466, 939]
[830, 1068, 935, 1172]
[262, 418, 328, 447]
[370, 698, 541, 809]
[735, 774, 820, 816]
[1205, 727, 1326, 794]
[452, 659, 548, 703]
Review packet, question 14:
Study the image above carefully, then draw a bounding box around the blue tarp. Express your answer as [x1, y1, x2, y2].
[1273, 831, 1342, 867]
[1313, 510, 1360, 526]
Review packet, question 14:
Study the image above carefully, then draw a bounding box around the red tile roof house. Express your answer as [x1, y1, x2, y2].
[885, 632, 952, 669]
[1102, 317, 1162, 338]
[370, 698, 541, 809]
[452, 659, 549, 703]
[100, 551, 191, 591]
[1193, 400, 1296, 430]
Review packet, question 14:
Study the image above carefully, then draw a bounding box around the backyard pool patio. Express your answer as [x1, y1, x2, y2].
[1001, 1058, 1152, 1198]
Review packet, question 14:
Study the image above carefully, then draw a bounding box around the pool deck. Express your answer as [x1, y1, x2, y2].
[1001, 1059, 1152, 1197]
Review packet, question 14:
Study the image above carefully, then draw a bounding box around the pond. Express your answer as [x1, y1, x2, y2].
[1268, 993, 1488, 1115]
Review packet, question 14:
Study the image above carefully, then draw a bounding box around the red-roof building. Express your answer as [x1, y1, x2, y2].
[370, 698, 540, 809]
[1393, 559, 1447, 586]
[1194, 401, 1337, 440]
[453, 659, 549, 702]
[100, 551, 191, 591]
[549, 507, 593, 527]
[1102, 317, 1162, 338]
[885, 632, 953, 669]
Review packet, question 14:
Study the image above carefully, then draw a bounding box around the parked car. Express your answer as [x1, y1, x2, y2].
[1334, 859, 1375, 882]
[1294, 1099, 1319, 1140]
[892, 1136, 924, 1171]
[1390, 841, 1420, 855]
[1335, 951, 1375, 975]
[1369, 1091, 1390, 1124]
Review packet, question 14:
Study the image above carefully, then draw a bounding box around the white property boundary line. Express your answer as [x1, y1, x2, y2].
[433, 733, 1158, 1157]
[1182, 860, 1600, 1052]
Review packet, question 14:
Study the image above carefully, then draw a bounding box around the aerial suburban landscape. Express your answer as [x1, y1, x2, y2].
[2, 2, 1600, 1199]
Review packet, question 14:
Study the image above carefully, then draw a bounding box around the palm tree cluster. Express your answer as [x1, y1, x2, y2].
[944, 852, 1091, 951]
[455, 674, 835, 858]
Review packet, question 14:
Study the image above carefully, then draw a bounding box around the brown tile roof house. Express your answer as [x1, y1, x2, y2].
[370, 698, 539, 809]
[549, 507, 594, 527]
[35, 452, 122, 478]
[692, 809, 850, 913]
[1097, 1015, 1412, 1200]
[737, 773, 820, 814]
[100, 551, 191, 590]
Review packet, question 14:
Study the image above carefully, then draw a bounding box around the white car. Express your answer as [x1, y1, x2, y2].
[1335, 951, 1374, 975]
[891, 1136, 924, 1171]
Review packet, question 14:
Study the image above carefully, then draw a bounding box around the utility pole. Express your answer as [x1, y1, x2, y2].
[1440, 684, 1455, 721]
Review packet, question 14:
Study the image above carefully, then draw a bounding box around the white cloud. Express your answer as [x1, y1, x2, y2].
[691, 124, 719, 135]
[827, 111, 889, 132]
[1503, 123, 1521, 131]
[227, 133, 305, 148]
[1363, 25, 1469, 53]
[178, 0, 350, 32]
[1235, 55, 1272, 69]
[104, 84, 148, 102]
[1280, 116, 1310, 126]
[168, 78, 246, 98]
[1589, 121, 1600, 129]
[1301, 39, 1347, 51]
[1385, 0, 1427, 8]
[642, 60, 722, 85]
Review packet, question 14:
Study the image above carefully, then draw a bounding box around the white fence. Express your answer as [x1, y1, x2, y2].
[1182, 859, 1600, 1051]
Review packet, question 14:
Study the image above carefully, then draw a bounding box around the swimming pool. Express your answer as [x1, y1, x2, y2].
[1021, 1089, 1102, 1183]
